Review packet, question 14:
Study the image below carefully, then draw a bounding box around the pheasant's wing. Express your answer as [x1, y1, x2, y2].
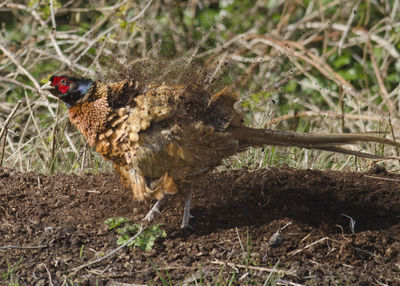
[94, 82, 185, 158]
[95, 83, 187, 201]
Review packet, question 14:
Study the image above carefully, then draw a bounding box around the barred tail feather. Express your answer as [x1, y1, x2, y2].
[235, 127, 400, 159]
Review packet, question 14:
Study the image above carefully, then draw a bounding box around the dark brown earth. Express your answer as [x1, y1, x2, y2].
[1, 165, 400, 285]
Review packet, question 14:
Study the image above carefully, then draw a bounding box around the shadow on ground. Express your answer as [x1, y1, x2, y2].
[1, 166, 399, 284]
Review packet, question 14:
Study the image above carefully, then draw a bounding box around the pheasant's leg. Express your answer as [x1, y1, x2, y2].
[143, 197, 167, 222]
[181, 190, 193, 229]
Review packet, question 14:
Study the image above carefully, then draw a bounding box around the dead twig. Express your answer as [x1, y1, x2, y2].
[0, 100, 22, 166]
[70, 225, 145, 274]
[211, 259, 297, 277]
[338, 0, 361, 55]
[127, 0, 154, 23]
[49, 101, 61, 174]
[363, 175, 400, 182]
[42, 263, 54, 286]
[276, 279, 306, 286]
[286, 21, 399, 59]
[0, 43, 43, 92]
[367, 40, 396, 116]
[288, 237, 329, 256]
[0, 244, 48, 250]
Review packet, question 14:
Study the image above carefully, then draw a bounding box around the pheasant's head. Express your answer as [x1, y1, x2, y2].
[43, 75, 112, 146]
[42, 76, 93, 107]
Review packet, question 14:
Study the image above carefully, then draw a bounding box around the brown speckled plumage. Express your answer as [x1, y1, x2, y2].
[44, 75, 400, 228]
[68, 97, 111, 146]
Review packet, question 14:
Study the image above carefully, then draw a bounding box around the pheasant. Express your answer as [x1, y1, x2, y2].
[42, 75, 400, 228]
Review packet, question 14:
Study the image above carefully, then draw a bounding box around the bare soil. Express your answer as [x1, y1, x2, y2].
[1, 165, 400, 285]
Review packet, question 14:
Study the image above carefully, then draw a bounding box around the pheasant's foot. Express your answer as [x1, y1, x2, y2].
[181, 191, 193, 229]
[143, 197, 166, 222]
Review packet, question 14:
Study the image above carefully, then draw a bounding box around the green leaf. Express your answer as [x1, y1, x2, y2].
[105, 218, 166, 251]
[104, 217, 131, 230]
[284, 80, 298, 93]
[333, 54, 351, 69]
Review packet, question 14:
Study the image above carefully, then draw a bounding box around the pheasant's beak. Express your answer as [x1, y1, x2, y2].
[41, 81, 60, 100]
[41, 81, 54, 91]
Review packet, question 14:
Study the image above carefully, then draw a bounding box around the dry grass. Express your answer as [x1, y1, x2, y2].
[1, 0, 400, 174]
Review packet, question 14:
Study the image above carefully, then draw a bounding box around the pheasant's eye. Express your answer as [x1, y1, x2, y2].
[60, 79, 67, 84]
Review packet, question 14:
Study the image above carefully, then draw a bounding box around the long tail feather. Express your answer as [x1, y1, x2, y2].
[235, 127, 400, 159]
[316, 146, 390, 159]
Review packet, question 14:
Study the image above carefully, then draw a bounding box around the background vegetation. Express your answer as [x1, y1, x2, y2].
[1, 0, 400, 174]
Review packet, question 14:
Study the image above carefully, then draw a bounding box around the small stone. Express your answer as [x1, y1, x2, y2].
[269, 231, 283, 247]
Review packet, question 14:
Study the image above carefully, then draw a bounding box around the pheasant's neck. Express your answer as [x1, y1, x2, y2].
[68, 97, 112, 146]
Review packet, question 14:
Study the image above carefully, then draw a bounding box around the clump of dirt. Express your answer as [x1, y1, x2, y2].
[1, 166, 400, 285]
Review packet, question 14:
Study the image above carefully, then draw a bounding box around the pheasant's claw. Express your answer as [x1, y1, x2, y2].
[181, 222, 194, 230]
[142, 197, 166, 222]
[181, 191, 193, 228]
[142, 209, 159, 222]
[181, 212, 194, 229]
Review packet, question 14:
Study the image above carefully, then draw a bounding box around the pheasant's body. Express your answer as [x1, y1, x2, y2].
[66, 80, 243, 201]
[43, 75, 400, 228]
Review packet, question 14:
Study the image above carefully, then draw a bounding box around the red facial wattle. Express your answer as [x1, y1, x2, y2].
[51, 76, 70, 94]
[58, 84, 70, 93]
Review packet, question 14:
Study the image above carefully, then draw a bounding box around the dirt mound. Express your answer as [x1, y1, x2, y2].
[1, 166, 399, 285]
